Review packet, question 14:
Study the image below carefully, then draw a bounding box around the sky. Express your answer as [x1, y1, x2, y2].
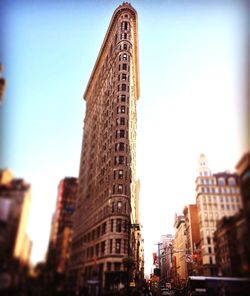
[0, 0, 248, 276]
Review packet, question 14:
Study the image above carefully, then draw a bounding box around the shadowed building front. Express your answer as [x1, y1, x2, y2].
[68, 2, 140, 293]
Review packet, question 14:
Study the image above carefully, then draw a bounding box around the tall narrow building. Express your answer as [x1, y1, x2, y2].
[69, 2, 140, 292]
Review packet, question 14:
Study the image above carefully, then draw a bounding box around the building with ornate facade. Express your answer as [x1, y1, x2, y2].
[195, 154, 243, 276]
[69, 2, 140, 293]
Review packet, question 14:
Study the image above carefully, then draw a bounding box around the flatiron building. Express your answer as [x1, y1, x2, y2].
[69, 2, 140, 291]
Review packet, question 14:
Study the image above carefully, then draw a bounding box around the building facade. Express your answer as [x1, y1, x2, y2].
[159, 234, 173, 284]
[0, 170, 32, 282]
[47, 177, 78, 277]
[183, 204, 201, 276]
[173, 215, 187, 285]
[196, 154, 242, 276]
[214, 211, 248, 276]
[69, 2, 140, 292]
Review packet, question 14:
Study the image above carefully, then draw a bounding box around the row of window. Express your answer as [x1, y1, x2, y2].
[82, 217, 129, 245]
[199, 187, 240, 194]
[200, 195, 241, 203]
[86, 238, 128, 259]
[200, 177, 237, 186]
[199, 203, 241, 212]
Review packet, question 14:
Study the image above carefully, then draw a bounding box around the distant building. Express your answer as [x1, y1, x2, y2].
[236, 152, 250, 233]
[183, 204, 201, 275]
[160, 234, 174, 284]
[195, 154, 242, 276]
[173, 214, 187, 284]
[235, 152, 250, 275]
[214, 211, 249, 276]
[47, 177, 78, 275]
[69, 2, 140, 293]
[0, 169, 32, 271]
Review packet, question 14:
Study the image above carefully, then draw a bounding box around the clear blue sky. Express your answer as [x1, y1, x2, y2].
[0, 0, 248, 276]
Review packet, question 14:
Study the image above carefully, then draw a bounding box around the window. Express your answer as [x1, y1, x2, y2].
[124, 33, 127, 39]
[117, 201, 122, 212]
[116, 219, 122, 232]
[109, 239, 113, 254]
[101, 241, 105, 255]
[218, 177, 225, 186]
[96, 244, 99, 256]
[119, 130, 125, 138]
[123, 53, 128, 61]
[123, 43, 128, 50]
[120, 117, 125, 125]
[118, 156, 124, 164]
[121, 106, 126, 113]
[122, 64, 127, 70]
[122, 73, 126, 80]
[124, 239, 127, 254]
[228, 177, 236, 186]
[115, 142, 125, 152]
[116, 239, 121, 254]
[118, 169, 123, 179]
[115, 130, 125, 138]
[97, 227, 100, 237]
[102, 222, 106, 235]
[121, 94, 126, 101]
[118, 184, 123, 194]
[121, 84, 126, 91]
[111, 219, 114, 232]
